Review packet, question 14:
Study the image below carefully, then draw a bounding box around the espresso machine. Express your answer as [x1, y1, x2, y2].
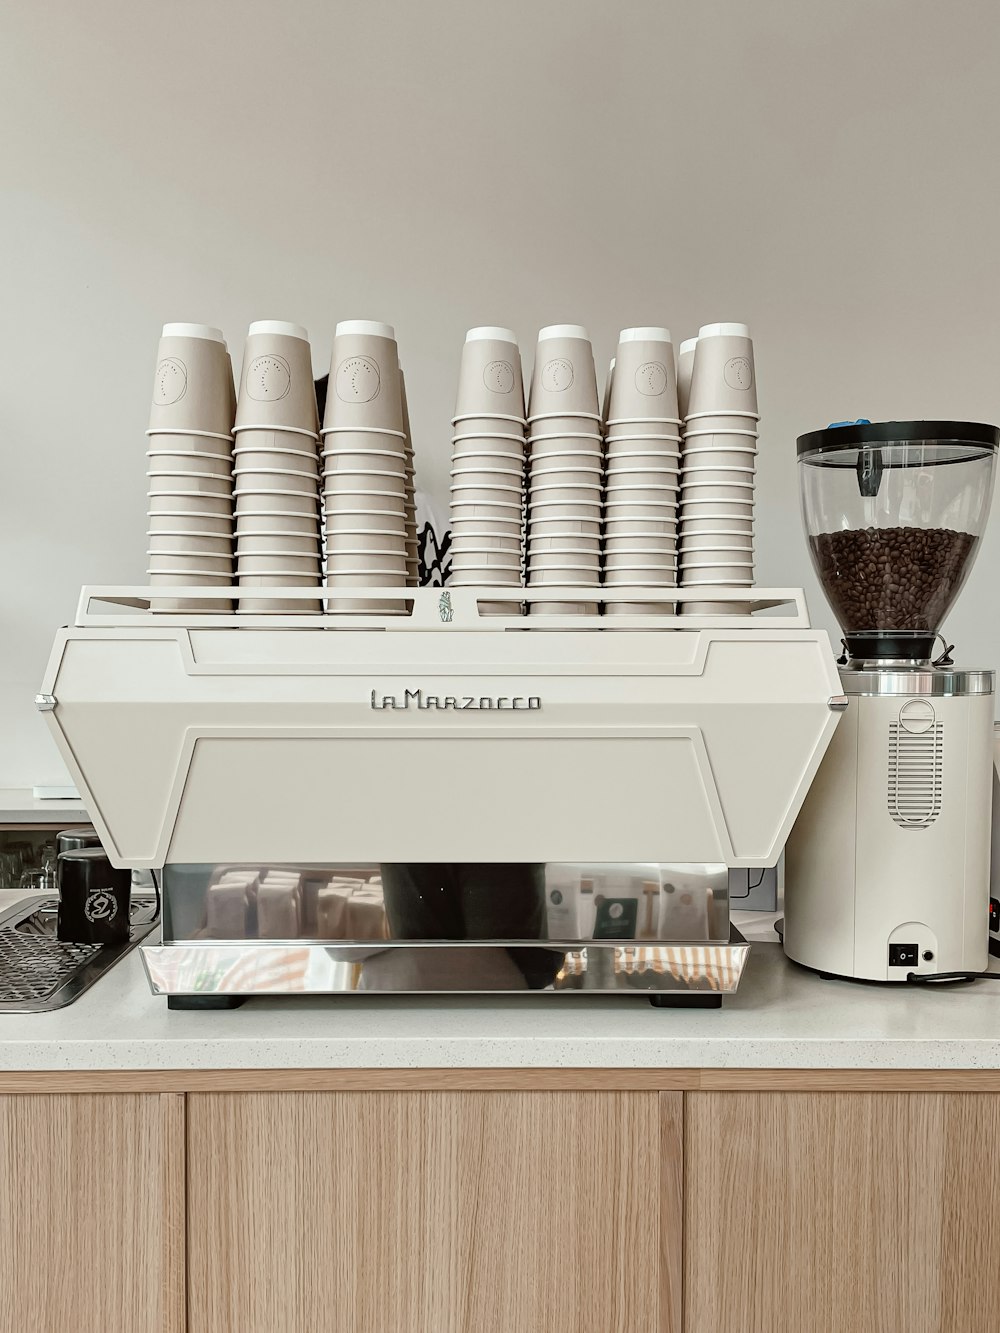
[785, 421, 998, 981]
[37, 584, 844, 1006]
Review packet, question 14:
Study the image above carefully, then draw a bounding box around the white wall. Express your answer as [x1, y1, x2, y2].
[3, 0, 1000, 785]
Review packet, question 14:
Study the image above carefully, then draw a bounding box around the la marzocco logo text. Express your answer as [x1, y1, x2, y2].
[370, 689, 540, 711]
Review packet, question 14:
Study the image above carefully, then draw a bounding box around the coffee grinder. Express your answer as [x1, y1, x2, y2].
[785, 421, 998, 981]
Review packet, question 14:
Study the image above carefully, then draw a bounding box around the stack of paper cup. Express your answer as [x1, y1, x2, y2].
[322, 321, 408, 613]
[146, 323, 235, 612]
[449, 327, 526, 615]
[603, 328, 680, 617]
[399, 369, 419, 586]
[232, 322, 321, 613]
[679, 323, 758, 612]
[526, 326, 601, 615]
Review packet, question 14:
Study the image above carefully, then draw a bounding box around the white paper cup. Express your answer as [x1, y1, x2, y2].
[450, 466, 524, 485]
[448, 509, 520, 530]
[450, 481, 524, 503]
[681, 463, 755, 481]
[528, 481, 602, 502]
[451, 534, 522, 553]
[528, 535, 601, 553]
[148, 533, 232, 557]
[233, 462, 319, 488]
[322, 467, 406, 492]
[147, 471, 232, 498]
[326, 531, 407, 553]
[235, 490, 319, 514]
[681, 568, 753, 585]
[149, 327, 233, 436]
[147, 560, 232, 578]
[680, 481, 755, 502]
[322, 325, 403, 433]
[604, 518, 678, 537]
[607, 333, 678, 424]
[449, 570, 523, 586]
[683, 414, 759, 434]
[451, 417, 527, 438]
[527, 425, 603, 445]
[233, 446, 320, 473]
[145, 429, 233, 455]
[604, 539, 678, 556]
[530, 601, 599, 616]
[452, 443, 526, 467]
[527, 501, 601, 519]
[528, 327, 599, 416]
[235, 323, 318, 435]
[605, 466, 681, 486]
[527, 519, 601, 538]
[687, 326, 757, 416]
[237, 553, 322, 576]
[679, 533, 753, 551]
[145, 455, 232, 485]
[604, 568, 677, 586]
[528, 553, 601, 572]
[148, 511, 233, 536]
[605, 481, 679, 497]
[236, 533, 321, 556]
[529, 462, 603, 481]
[455, 328, 526, 421]
[451, 550, 522, 570]
[327, 551, 409, 574]
[677, 338, 697, 420]
[679, 512, 755, 530]
[605, 423, 682, 441]
[679, 520, 754, 538]
[147, 492, 233, 520]
[325, 512, 407, 534]
[681, 447, 758, 468]
[527, 568, 600, 586]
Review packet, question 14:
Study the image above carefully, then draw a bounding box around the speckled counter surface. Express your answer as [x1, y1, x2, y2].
[1, 918, 999, 1071]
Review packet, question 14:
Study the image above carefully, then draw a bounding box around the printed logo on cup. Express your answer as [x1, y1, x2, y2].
[154, 358, 187, 405]
[246, 354, 291, 401]
[723, 357, 753, 391]
[84, 890, 118, 924]
[483, 360, 515, 395]
[635, 361, 668, 396]
[550, 889, 564, 905]
[336, 356, 381, 403]
[541, 358, 574, 393]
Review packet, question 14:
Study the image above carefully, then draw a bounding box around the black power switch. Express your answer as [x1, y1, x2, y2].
[990, 898, 1000, 933]
[889, 943, 918, 968]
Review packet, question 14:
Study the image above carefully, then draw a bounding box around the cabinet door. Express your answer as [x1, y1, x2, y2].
[686, 1091, 1000, 1333]
[0, 1092, 184, 1333]
[188, 1089, 680, 1333]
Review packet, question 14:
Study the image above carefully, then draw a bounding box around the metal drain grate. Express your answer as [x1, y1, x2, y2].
[0, 898, 157, 1012]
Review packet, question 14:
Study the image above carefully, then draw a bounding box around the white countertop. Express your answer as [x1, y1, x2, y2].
[0, 789, 87, 825]
[1, 910, 999, 1071]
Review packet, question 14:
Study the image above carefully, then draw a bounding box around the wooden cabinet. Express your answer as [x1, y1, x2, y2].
[0, 1092, 183, 1333]
[685, 1091, 1000, 1333]
[186, 1090, 683, 1333]
[4, 1076, 1000, 1332]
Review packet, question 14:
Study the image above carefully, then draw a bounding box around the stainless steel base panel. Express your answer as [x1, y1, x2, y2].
[141, 928, 749, 1007]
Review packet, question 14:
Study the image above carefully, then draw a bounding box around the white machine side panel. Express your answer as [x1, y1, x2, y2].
[853, 693, 992, 977]
[783, 701, 860, 977]
[167, 735, 727, 864]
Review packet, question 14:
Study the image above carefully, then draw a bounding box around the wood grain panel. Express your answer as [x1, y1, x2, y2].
[0, 1092, 181, 1333]
[7, 1067, 1000, 1094]
[685, 1091, 1000, 1332]
[188, 1090, 676, 1333]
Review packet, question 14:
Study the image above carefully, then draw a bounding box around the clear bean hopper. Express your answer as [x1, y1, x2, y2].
[38, 585, 845, 1007]
[798, 420, 997, 663]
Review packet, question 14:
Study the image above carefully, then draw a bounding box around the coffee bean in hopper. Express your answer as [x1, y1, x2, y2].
[809, 526, 976, 631]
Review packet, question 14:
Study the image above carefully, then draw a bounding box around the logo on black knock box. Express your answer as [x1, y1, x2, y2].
[370, 689, 540, 711]
[85, 890, 118, 923]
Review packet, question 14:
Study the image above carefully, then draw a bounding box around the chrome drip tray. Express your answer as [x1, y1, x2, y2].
[0, 897, 157, 1012]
